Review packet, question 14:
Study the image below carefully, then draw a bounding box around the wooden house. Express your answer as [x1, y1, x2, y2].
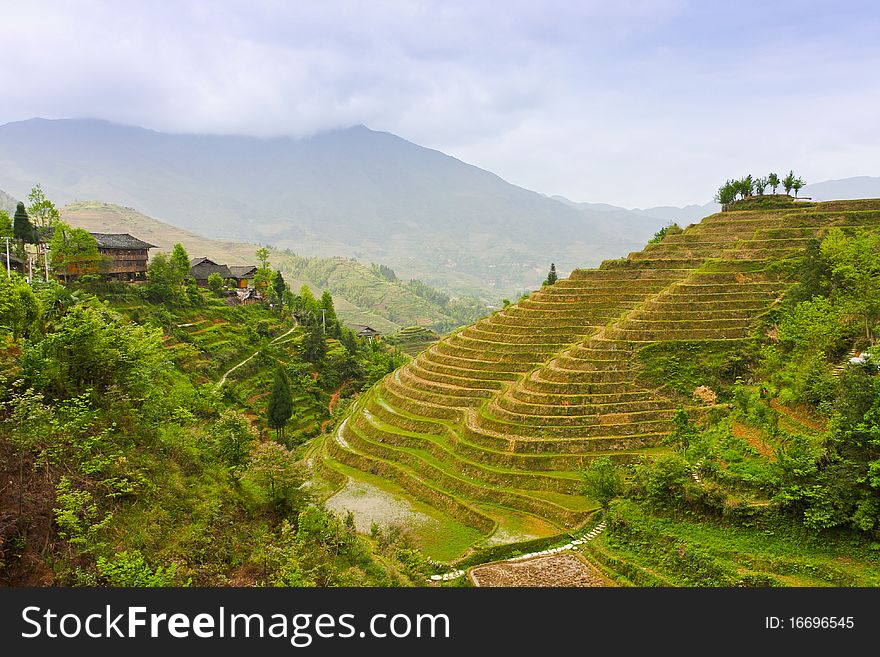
[228, 265, 258, 289]
[349, 324, 381, 339]
[190, 257, 233, 287]
[92, 233, 156, 280]
[190, 258, 257, 288]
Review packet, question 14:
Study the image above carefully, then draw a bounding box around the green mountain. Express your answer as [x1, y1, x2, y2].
[0, 118, 664, 297]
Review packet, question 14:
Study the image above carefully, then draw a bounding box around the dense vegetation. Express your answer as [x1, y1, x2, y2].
[590, 225, 880, 584]
[0, 234, 431, 586]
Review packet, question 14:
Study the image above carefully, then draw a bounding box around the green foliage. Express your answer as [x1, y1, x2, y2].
[244, 441, 309, 515]
[267, 368, 293, 441]
[213, 409, 256, 471]
[146, 253, 184, 303]
[543, 262, 558, 286]
[96, 550, 185, 587]
[821, 228, 880, 340]
[49, 222, 105, 278]
[0, 209, 12, 238]
[21, 303, 165, 398]
[13, 201, 35, 243]
[170, 243, 191, 281]
[0, 274, 43, 340]
[648, 222, 683, 245]
[666, 408, 700, 451]
[582, 456, 624, 510]
[207, 271, 225, 293]
[768, 172, 780, 194]
[27, 184, 61, 229]
[371, 263, 398, 282]
[53, 476, 112, 553]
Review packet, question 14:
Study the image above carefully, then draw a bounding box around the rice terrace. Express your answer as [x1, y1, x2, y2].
[311, 195, 880, 586]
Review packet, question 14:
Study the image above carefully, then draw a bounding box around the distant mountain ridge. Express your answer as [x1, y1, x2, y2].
[0, 118, 664, 297]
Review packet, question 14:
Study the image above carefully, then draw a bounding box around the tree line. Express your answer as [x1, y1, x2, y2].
[715, 170, 806, 206]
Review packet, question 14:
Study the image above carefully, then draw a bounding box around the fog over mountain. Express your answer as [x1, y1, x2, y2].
[0, 118, 665, 296]
[0, 118, 876, 296]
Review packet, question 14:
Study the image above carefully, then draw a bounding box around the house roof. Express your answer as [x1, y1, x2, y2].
[1, 252, 25, 265]
[228, 265, 257, 279]
[91, 233, 156, 250]
[191, 259, 232, 280]
[349, 324, 381, 336]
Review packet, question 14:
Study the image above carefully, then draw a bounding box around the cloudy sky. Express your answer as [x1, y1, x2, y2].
[2, 1, 878, 207]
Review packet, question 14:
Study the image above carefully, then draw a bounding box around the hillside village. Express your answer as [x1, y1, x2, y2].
[3, 178, 880, 587]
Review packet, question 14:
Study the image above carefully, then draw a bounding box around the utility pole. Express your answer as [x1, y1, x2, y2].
[43, 246, 50, 281]
[4, 237, 10, 277]
[320, 308, 326, 334]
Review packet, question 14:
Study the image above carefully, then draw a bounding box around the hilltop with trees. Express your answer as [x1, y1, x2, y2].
[715, 170, 806, 209]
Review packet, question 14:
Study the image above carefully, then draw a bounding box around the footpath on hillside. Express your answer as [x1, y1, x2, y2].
[216, 323, 298, 390]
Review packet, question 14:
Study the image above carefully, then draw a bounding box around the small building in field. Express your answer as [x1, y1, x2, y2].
[228, 265, 258, 289]
[190, 257, 257, 288]
[92, 233, 156, 280]
[349, 324, 381, 339]
[190, 257, 233, 287]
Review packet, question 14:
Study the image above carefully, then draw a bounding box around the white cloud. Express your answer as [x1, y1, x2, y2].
[1, 1, 878, 207]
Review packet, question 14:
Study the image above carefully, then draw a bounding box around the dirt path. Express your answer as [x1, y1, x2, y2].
[215, 323, 297, 390]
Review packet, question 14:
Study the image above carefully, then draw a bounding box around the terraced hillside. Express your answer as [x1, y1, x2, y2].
[320, 199, 880, 548]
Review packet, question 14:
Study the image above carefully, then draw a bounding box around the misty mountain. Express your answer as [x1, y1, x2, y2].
[0, 118, 666, 297]
[802, 176, 880, 201]
[0, 189, 16, 214]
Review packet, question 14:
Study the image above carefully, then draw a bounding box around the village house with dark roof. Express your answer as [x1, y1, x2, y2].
[348, 324, 381, 339]
[91, 233, 156, 280]
[190, 257, 258, 288]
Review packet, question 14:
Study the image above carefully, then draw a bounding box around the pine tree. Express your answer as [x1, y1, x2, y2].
[544, 263, 558, 286]
[267, 368, 293, 442]
[273, 270, 286, 307]
[13, 202, 34, 243]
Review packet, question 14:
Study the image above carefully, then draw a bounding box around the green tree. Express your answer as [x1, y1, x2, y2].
[821, 228, 880, 342]
[49, 222, 104, 281]
[301, 321, 327, 364]
[0, 209, 12, 238]
[207, 271, 225, 293]
[244, 441, 308, 514]
[267, 368, 294, 441]
[213, 409, 257, 471]
[273, 270, 287, 308]
[145, 253, 184, 303]
[0, 274, 43, 340]
[319, 290, 340, 337]
[544, 263, 558, 286]
[256, 247, 271, 270]
[13, 202, 34, 243]
[783, 170, 797, 195]
[27, 184, 61, 230]
[768, 172, 780, 194]
[754, 176, 768, 196]
[582, 456, 624, 510]
[792, 176, 805, 198]
[170, 243, 191, 282]
[715, 180, 737, 206]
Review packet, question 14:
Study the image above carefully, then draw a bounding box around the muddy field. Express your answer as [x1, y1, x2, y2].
[469, 552, 610, 587]
[324, 477, 440, 534]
